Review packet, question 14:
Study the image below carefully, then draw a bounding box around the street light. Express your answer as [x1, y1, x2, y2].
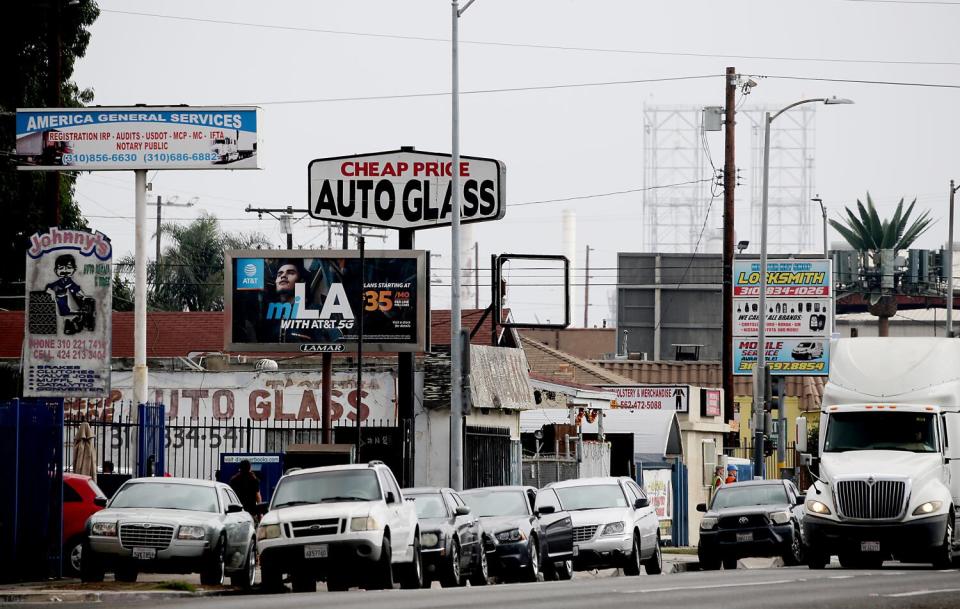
[754, 96, 853, 475]
[811, 195, 828, 258]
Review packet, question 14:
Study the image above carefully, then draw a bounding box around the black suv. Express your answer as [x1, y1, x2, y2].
[697, 479, 806, 570]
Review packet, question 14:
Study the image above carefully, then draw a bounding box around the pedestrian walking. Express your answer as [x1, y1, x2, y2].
[229, 460, 263, 518]
[725, 465, 738, 485]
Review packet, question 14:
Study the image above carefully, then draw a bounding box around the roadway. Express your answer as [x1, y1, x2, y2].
[18, 565, 960, 609]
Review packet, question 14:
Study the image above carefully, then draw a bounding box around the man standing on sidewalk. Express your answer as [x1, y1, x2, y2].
[229, 460, 262, 518]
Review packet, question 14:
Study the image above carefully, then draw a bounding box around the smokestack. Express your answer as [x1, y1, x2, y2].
[562, 210, 576, 326]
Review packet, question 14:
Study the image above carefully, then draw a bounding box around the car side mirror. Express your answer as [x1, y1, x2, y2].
[455, 505, 471, 516]
[696, 502, 708, 513]
[255, 501, 270, 515]
[634, 497, 649, 509]
[93, 497, 107, 508]
[226, 503, 244, 514]
[386, 491, 396, 504]
[795, 494, 806, 506]
[536, 505, 556, 516]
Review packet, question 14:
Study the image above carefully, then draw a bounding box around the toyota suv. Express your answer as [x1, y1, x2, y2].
[256, 461, 422, 592]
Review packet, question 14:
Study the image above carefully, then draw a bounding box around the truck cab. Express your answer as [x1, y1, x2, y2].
[800, 338, 960, 569]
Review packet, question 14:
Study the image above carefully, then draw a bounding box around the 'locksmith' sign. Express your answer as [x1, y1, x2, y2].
[308, 149, 506, 230]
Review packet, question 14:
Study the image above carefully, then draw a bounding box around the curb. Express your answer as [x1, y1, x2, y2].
[0, 589, 228, 603]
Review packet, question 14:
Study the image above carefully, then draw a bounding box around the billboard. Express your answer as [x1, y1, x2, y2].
[308, 149, 506, 230]
[225, 250, 428, 353]
[606, 385, 688, 413]
[16, 106, 260, 171]
[733, 259, 832, 376]
[23, 228, 113, 397]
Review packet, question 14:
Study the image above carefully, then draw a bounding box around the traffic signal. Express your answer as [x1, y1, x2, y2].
[763, 435, 774, 457]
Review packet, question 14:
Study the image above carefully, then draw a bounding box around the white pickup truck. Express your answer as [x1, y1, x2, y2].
[800, 337, 960, 569]
[256, 461, 422, 592]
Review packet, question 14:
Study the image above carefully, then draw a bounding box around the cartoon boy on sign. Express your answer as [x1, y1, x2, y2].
[45, 254, 96, 335]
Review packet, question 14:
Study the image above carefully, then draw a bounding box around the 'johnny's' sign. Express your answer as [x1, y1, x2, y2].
[308, 149, 506, 230]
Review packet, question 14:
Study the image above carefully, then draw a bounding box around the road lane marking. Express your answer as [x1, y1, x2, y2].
[884, 587, 960, 598]
[616, 579, 794, 594]
[829, 575, 855, 579]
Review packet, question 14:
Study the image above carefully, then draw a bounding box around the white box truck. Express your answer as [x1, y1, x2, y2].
[799, 337, 960, 569]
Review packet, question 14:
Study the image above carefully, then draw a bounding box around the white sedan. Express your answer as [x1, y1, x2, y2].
[545, 477, 662, 575]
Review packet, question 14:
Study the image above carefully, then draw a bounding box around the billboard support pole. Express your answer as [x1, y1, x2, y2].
[356, 235, 366, 462]
[133, 169, 149, 471]
[398, 228, 416, 486]
[322, 353, 332, 444]
[450, 0, 466, 491]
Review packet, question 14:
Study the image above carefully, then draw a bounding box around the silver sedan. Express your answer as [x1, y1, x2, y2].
[81, 478, 256, 587]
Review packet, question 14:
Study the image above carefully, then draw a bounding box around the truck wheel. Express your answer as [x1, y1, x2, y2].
[114, 563, 138, 583]
[326, 571, 350, 592]
[932, 517, 955, 569]
[260, 561, 283, 592]
[698, 546, 721, 571]
[399, 535, 424, 590]
[722, 557, 738, 570]
[365, 536, 393, 590]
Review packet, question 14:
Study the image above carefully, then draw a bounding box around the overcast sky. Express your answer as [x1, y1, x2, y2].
[71, 0, 960, 327]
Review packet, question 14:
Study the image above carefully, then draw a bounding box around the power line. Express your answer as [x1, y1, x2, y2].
[101, 9, 960, 67]
[513, 179, 713, 207]
[761, 74, 960, 90]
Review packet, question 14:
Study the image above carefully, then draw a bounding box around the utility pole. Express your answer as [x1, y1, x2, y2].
[584, 245, 594, 327]
[243, 205, 306, 249]
[47, 1, 62, 227]
[949, 180, 959, 337]
[722, 67, 737, 438]
[148, 195, 196, 265]
[474, 242, 480, 309]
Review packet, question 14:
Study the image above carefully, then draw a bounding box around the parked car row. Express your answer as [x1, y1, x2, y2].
[77, 463, 665, 592]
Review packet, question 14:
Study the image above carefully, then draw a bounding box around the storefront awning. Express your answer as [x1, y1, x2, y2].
[520, 408, 683, 458]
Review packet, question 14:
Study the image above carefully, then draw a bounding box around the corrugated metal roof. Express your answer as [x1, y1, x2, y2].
[470, 345, 536, 410]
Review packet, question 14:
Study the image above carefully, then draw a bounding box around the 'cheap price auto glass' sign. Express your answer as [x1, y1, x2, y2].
[308, 149, 506, 230]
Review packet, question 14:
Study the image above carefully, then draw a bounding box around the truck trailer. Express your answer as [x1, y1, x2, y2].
[799, 337, 960, 569]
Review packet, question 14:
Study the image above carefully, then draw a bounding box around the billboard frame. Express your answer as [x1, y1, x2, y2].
[224, 249, 429, 353]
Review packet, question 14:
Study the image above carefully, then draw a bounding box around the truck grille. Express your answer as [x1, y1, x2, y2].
[119, 524, 174, 549]
[573, 525, 598, 543]
[291, 518, 341, 538]
[835, 479, 906, 520]
[718, 514, 768, 529]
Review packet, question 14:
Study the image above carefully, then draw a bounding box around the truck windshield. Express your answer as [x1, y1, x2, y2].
[824, 411, 938, 453]
[271, 470, 381, 508]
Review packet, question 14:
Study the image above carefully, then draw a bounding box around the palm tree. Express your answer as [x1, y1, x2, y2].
[150, 213, 268, 311]
[829, 193, 932, 336]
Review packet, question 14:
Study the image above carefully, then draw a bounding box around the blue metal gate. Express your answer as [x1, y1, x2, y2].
[137, 403, 166, 477]
[0, 398, 64, 582]
[671, 461, 689, 547]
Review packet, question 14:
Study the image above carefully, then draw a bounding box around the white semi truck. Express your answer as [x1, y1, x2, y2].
[799, 337, 960, 569]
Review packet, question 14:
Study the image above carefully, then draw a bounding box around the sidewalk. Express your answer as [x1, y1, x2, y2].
[0, 575, 230, 604]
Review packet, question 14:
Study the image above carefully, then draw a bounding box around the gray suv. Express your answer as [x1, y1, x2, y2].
[82, 478, 257, 587]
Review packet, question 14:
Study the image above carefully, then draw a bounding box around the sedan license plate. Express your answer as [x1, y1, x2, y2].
[735, 532, 753, 543]
[132, 547, 156, 560]
[861, 541, 881, 552]
[304, 544, 329, 559]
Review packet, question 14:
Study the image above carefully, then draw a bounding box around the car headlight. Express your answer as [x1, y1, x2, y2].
[351, 516, 380, 532]
[768, 510, 792, 525]
[421, 532, 441, 547]
[806, 500, 832, 515]
[913, 501, 943, 516]
[90, 521, 117, 537]
[601, 522, 625, 536]
[257, 524, 282, 541]
[700, 516, 718, 531]
[495, 528, 525, 542]
[177, 525, 206, 540]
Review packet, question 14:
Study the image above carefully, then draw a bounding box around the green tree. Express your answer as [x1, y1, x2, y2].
[147, 213, 268, 312]
[1, 1, 100, 308]
[829, 193, 932, 336]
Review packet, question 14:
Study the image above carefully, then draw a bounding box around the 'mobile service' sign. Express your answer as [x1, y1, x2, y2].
[308, 149, 506, 230]
[16, 106, 260, 171]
